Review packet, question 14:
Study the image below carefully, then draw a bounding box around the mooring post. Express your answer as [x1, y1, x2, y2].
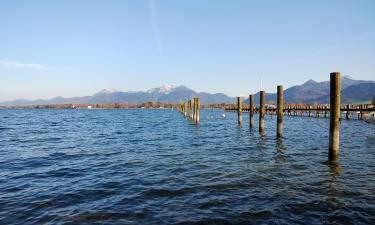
[277, 86, 283, 139]
[192, 99, 195, 120]
[259, 91, 265, 134]
[360, 104, 363, 120]
[187, 100, 190, 118]
[190, 100, 193, 119]
[324, 105, 328, 118]
[192, 98, 195, 121]
[237, 96, 242, 126]
[357, 105, 360, 119]
[329, 72, 341, 161]
[196, 97, 200, 123]
[193, 98, 197, 122]
[249, 95, 254, 128]
[346, 105, 350, 120]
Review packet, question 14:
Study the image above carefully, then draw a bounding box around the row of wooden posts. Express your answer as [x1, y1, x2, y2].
[177, 73, 373, 161]
[227, 103, 373, 120]
[178, 97, 201, 124]
[234, 73, 341, 161]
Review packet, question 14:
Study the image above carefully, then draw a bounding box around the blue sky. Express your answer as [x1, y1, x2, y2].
[0, 0, 374, 101]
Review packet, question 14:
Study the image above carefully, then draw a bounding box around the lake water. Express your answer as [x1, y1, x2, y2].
[0, 109, 374, 224]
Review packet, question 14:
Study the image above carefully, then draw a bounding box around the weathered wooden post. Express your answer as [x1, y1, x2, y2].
[184, 102, 188, 117]
[195, 97, 200, 123]
[195, 98, 198, 122]
[357, 105, 360, 119]
[360, 104, 363, 120]
[192, 99, 195, 120]
[346, 105, 350, 120]
[259, 91, 265, 134]
[189, 100, 193, 119]
[249, 95, 254, 128]
[187, 101, 190, 117]
[187, 100, 190, 118]
[237, 97, 242, 126]
[277, 86, 283, 139]
[324, 105, 328, 118]
[192, 98, 195, 121]
[329, 72, 341, 161]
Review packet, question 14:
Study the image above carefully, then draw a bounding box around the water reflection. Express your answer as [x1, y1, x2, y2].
[235, 125, 247, 147]
[193, 123, 201, 140]
[327, 161, 342, 178]
[256, 133, 267, 153]
[323, 161, 343, 223]
[275, 139, 287, 153]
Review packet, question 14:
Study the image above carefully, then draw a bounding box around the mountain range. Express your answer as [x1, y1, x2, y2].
[250, 76, 375, 104]
[1, 77, 374, 106]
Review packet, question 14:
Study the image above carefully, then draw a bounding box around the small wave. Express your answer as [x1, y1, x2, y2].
[141, 187, 194, 198]
[63, 213, 119, 222]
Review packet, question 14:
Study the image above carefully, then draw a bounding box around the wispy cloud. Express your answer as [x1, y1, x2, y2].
[149, 0, 163, 56]
[0, 60, 49, 70]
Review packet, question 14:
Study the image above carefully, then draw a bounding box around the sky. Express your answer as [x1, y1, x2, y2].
[0, 0, 374, 101]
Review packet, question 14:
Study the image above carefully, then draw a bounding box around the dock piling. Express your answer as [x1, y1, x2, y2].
[195, 98, 200, 123]
[329, 72, 341, 161]
[237, 97, 242, 126]
[277, 85, 283, 139]
[259, 91, 265, 134]
[249, 95, 254, 128]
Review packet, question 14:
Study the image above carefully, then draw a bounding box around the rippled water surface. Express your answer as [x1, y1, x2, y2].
[0, 109, 374, 224]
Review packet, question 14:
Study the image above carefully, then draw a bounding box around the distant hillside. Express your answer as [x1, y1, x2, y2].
[315, 83, 375, 103]
[0, 85, 235, 106]
[1, 77, 374, 106]
[246, 76, 375, 104]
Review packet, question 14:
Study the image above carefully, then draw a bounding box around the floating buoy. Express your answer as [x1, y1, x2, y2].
[221, 113, 226, 118]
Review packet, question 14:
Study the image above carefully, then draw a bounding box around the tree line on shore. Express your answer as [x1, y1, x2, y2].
[1, 99, 374, 109]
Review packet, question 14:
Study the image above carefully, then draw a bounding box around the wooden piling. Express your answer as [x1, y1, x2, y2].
[184, 102, 188, 117]
[249, 95, 254, 128]
[259, 91, 265, 134]
[193, 98, 197, 122]
[346, 105, 350, 120]
[324, 105, 328, 118]
[277, 86, 283, 139]
[329, 72, 341, 161]
[196, 97, 200, 123]
[237, 96, 242, 126]
[189, 100, 193, 119]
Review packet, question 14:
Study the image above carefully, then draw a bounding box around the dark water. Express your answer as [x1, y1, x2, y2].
[0, 109, 374, 224]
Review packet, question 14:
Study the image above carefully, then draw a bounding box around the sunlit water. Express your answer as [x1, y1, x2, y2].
[0, 109, 374, 224]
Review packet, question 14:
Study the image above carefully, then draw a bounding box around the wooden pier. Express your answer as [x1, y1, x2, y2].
[176, 73, 374, 161]
[222, 72, 375, 161]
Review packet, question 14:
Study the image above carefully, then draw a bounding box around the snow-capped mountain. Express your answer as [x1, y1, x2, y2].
[0, 85, 234, 106]
[1, 76, 374, 106]
[147, 84, 175, 94]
